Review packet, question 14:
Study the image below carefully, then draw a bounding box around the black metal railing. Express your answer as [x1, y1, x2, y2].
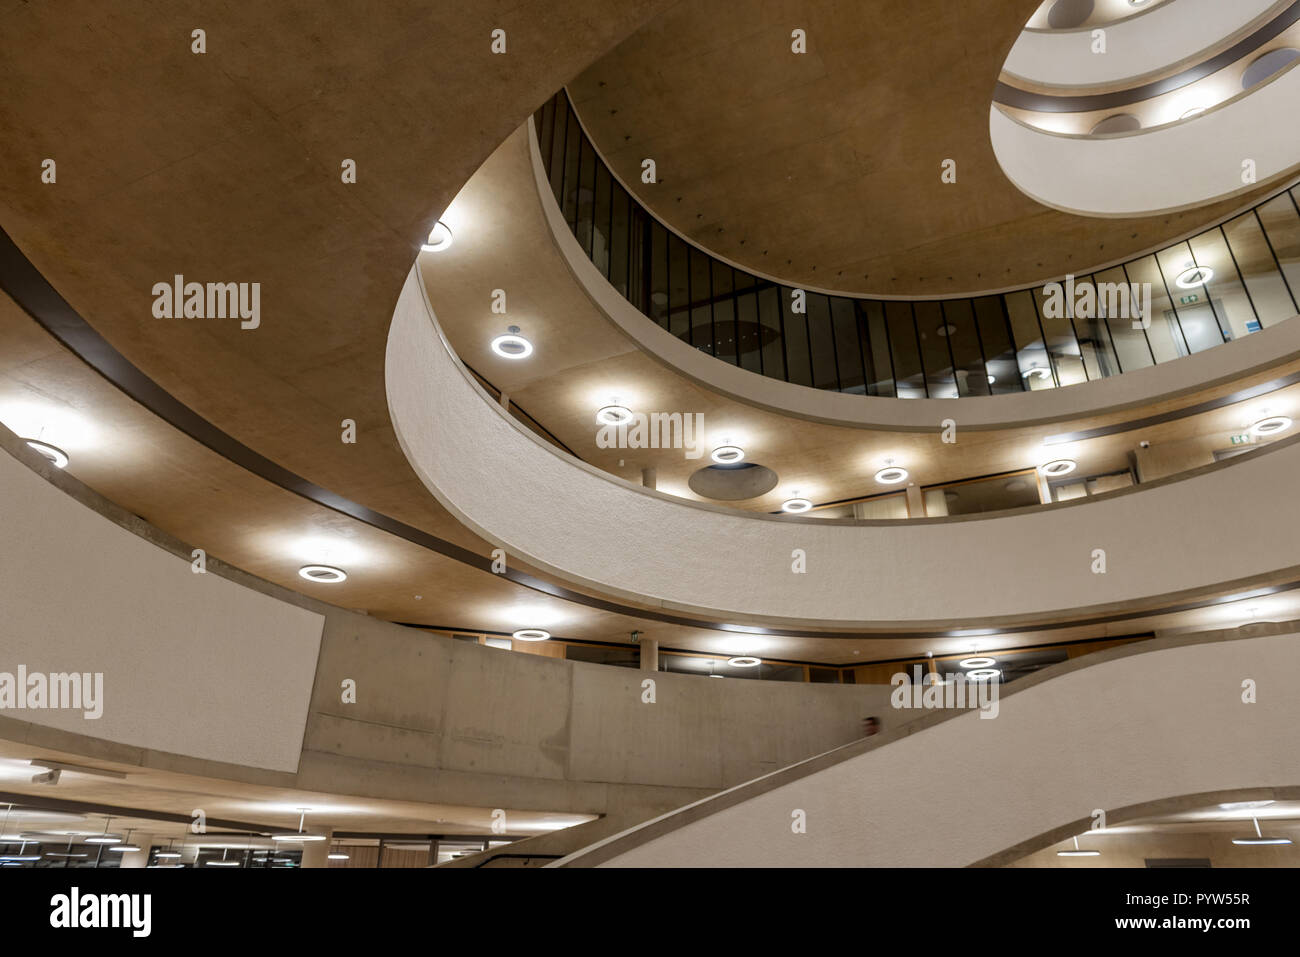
[535, 89, 1300, 399]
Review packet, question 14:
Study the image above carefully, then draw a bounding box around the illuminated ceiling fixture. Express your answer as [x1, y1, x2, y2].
[1180, 106, 1206, 120]
[1022, 365, 1052, 381]
[959, 656, 997, 669]
[1057, 835, 1100, 857]
[936, 324, 957, 337]
[874, 461, 908, 485]
[23, 438, 68, 469]
[271, 808, 328, 843]
[595, 404, 634, 426]
[1250, 415, 1292, 437]
[511, 629, 551, 642]
[328, 852, 350, 861]
[727, 656, 762, 668]
[987, 374, 996, 384]
[1175, 266, 1214, 289]
[781, 497, 813, 513]
[965, 668, 1001, 681]
[1232, 816, 1292, 846]
[298, 564, 347, 584]
[1039, 459, 1077, 477]
[420, 220, 453, 252]
[711, 445, 745, 465]
[206, 848, 242, 866]
[490, 325, 533, 359]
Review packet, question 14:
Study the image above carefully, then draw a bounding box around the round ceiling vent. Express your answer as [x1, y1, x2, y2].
[1089, 113, 1141, 135]
[687, 463, 779, 501]
[1242, 48, 1300, 91]
[1047, 0, 1094, 29]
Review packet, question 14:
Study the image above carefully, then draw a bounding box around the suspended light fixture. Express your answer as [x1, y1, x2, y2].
[490, 326, 533, 359]
[595, 404, 634, 426]
[205, 847, 242, 867]
[420, 221, 453, 252]
[1175, 265, 1214, 289]
[23, 438, 68, 468]
[874, 460, 908, 484]
[1250, 416, 1292, 437]
[711, 445, 745, 465]
[85, 816, 123, 844]
[511, 629, 551, 642]
[298, 564, 347, 584]
[959, 657, 997, 669]
[727, 655, 762, 668]
[1232, 817, 1292, 846]
[1057, 835, 1100, 857]
[1039, 459, 1077, 477]
[270, 808, 328, 843]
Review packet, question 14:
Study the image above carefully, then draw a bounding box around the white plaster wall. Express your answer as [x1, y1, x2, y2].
[1004, 0, 1283, 88]
[571, 632, 1300, 866]
[0, 446, 323, 772]
[990, 65, 1300, 217]
[386, 267, 1300, 627]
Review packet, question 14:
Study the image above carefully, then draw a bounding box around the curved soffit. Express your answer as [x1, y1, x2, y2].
[566, 0, 1279, 296]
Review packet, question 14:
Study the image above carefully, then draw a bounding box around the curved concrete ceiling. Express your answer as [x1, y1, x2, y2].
[566, 0, 1280, 296]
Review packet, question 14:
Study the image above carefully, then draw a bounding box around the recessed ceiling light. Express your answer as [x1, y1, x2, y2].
[595, 405, 634, 426]
[327, 852, 350, 860]
[958, 656, 997, 669]
[1039, 459, 1077, 476]
[987, 374, 996, 384]
[298, 564, 347, 584]
[727, 656, 762, 668]
[490, 327, 533, 359]
[1250, 415, 1292, 437]
[874, 466, 908, 485]
[711, 445, 745, 465]
[1175, 266, 1214, 288]
[512, 629, 551, 642]
[23, 439, 68, 468]
[965, 669, 1001, 681]
[781, 497, 813, 513]
[420, 221, 453, 252]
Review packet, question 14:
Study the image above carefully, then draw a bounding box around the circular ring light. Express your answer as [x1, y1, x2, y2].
[1175, 266, 1214, 289]
[595, 405, 634, 426]
[420, 221, 453, 252]
[781, 498, 813, 513]
[965, 669, 1001, 681]
[1039, 459, 1077, 477]
[874, 466, 909, 485]
[727, 656, 762, 668]
[958, 657, 997, 669]
[1250, 416, 1292, 437]
[298, 564, 347, 584]
[1022, 366, 1052, 381]
[24, 439, 69, 469]
[711, 445, 745, 465]
[511, 629, 551, 642]
[490, 333, 533, 359]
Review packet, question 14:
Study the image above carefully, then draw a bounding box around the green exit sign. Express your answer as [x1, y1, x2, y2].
[1180, 293, 1199, 304]
[1231, 434, 1250, 445]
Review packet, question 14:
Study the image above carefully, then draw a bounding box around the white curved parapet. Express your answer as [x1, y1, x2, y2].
[990, 64, 1300, 217]
[557, 628, 1300, 866]
[385, 266, 1300, 629]
[1004, 0, 1284, 89]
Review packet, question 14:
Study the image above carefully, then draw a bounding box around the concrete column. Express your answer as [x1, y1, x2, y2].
[118, 834, 153, 869]
[299, 829, 334, 869]
[641, 467, 657, 490]
[904, 483, 925, 518]
[639, 638, 658, 671]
